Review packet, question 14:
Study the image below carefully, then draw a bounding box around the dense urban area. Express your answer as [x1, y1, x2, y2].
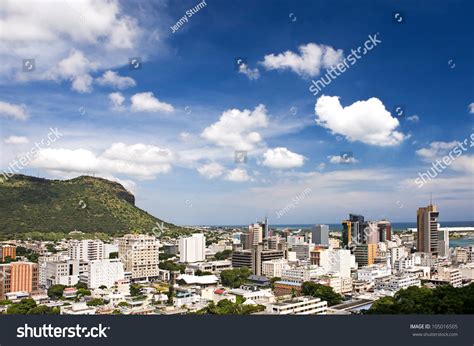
[0, 203, 473, 315]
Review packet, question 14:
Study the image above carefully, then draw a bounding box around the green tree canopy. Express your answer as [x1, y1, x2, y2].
[301, 282, 343, 306]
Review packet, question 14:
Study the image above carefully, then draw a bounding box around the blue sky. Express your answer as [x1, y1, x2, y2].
[0, 0, 473, 225]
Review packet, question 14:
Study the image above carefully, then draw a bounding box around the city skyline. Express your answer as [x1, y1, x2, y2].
[1, 0, 473, 225]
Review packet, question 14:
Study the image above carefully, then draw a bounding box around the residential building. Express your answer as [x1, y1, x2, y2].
[267, 296, 327, 315]
[312, 224, 329, 246]
[118, 234, 161, 281]
[436, 266, 462, 288]
[43, 260, 88, 287]
[187, 260, 232, 273]
[0, 244, 16, 262]
[357, 265, 391, 282]
[80, 259, 124, 289]
[375, 274, 421, 291]
[261, 259, 288, 278]
[179, 234, 205, 263]
[68, 239, 105, 261]
[416, 204, 439, 256]
[281, 265, 325, 283]
[0, 262, 38, 299]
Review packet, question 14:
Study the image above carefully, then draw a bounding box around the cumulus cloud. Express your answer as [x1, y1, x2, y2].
[30, 142, 174, 180]
[328, 154, 358, 164]
[130, 92, 174, 113]
[415, 141, 459, 160]
[262, 147, 305, 169]
[225, 168, 251, 182]
[201, 104, 268, 151]
[0, 0, 146, 91]
[4, 136, 29, 144]
[96, 70, 136, 89]
[451, 155, 474, 174]
[47, 50, 98, 93]
[406, 115, 419, 122]
[315, 95, 406, 146]
[108, 92, 125, 110]
[238, 63, 260, 80]
[197, 162, 225, 179]
[0, 101, 28, 120]
[260, 43, 343, 78]
[469, 103, 474, 114]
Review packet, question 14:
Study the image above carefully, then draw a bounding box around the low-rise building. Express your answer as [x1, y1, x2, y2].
[267, 296, 327, 315]
[375, 274, 421, 291]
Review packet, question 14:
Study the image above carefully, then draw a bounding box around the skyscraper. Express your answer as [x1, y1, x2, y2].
[416, 203, 439, 256]
[342, 214, 365, 247]
[179, 233, 205, 263]
[377, 220, 392, 242]
[312, 224, 329, 246]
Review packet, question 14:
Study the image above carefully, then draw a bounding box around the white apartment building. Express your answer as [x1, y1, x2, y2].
[43, 260, 88, 288]
[436, 267, 462, 288]
[187, 260, 232, 273]
[118, 234, 161, 281]
[319, 249, 353, 278]
[290, 244, 311, 261]
[262, 259, 289, 278]
[68, 239, 105, 261]
[314, 275, 353, 294]
[390, 246, 407, 267]
[287, 235, 305, 246]
[179, 234, 205, 263]
[393, 256, 415, 273]
[281, 265, 325, 283]
[357, 264, 391, 283]
[375, 274, 421, 291]
[38, 253, 69, 288]
[80, 259, 124, 289]
[267, 296, 327, 315]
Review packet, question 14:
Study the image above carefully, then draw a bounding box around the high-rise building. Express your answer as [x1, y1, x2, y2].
[377, 220, 392, 242]
[416, 204, 439, 256]
[247, 223, 264, 248]
[179, 233, 205, 263]
[437, 228, 449, 258]
[0, 244, 16, 262]
[80, 259, 124, 289]
[43, 260, 88, 288]
[354, 244, 376, 267]
[232, 246, 284, 275]
[0, 262, 38, 298]
[342, 214, 365, 247]
[68, 239, 105, 261]
[312, 224, 329, 246]
[118, 234, 161, 281]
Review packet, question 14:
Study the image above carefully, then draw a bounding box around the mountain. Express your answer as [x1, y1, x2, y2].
[0, 174, 178, 235]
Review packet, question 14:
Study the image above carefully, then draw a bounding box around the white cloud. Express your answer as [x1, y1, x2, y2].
[0, 101, 28, 120]
[238, 63, 260, 80]
[328, 154, 358, 164]
[4, 136, 29, 144]
[315, 95, 406, 146]
[47, 50, 98, 93]
[406, 115, 419, 122]
[130, 92, 174, 113]
[469, 103, 474, 114]
[225, 168, 251, 182]
[197, 162, 225, 179]
[260, 43, 343, 78]
[30, 142, 174, 180]
[0, 0, 148, 91]
[415, 141, 459, 160]
[201, 104, 268, 151]
[108, 92, 125, 110]
[96, 70, 136, 89]
[451, 155, 474, 174]
[262, 147, 305, 169]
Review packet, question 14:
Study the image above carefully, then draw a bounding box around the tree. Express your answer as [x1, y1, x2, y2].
[214, 249, 232, 261]
[195, 270, 213, 276]
[301, 282, 343, 306]
[7, 299, 37, 314]
[75, 282, 88, 289]
[47, 284, 66, 299]
[109, 252, 119, 259]
[0, 299, 12, 306]
[77, 288, 91, 297]
[27, 305, 59, 315]
[197, 298, 265, 315]
[99, 285, 107, 290]
[117, 301, 130, 307]
[130, 284, 142, 297]
[220, 267, 251, 288]
[86, 298, 104, 307]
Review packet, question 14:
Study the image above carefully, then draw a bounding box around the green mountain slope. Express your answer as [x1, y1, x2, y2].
[0, 174, 177, 235]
